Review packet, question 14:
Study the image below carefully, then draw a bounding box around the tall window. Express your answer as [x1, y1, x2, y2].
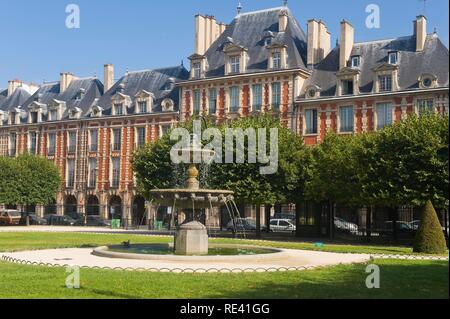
[230, 56, 241, 74]
[208, 89, 217, 115]
[272, 52, 281, 69]
[88, 158, 97, 188]
[340, 106, 354, 133]
[111, 158, 120, 188]
[230, 86, 240, 112]
[388, 52, 398, 64]
[50, 110, 58, 121]
[30, 112, 38, 124]
[351, 56, 360, 68]
[305, 109, 318, 135]
[48, 133, 56, 156]
[9, 133, 17, 156]
[29, 132, 37, 155]
[193, 62, 201, 78]
[252, 84, 263, 111]
[376, 103, 393, 130]
[137, 127, 146, 148]
[342, 80, 354, 95]
[271, 82, 281, 110]
[90, 130, 98, 152]
[417, 99, 434, 115]
[379, 75, 392, 92]
[112, 129, 121, 151]
[67, 159, 75, 188]
[68, 131, 76, 153]
[138, 101, 148, 114]
[114, 103, 123, 116]
[193, 90, 201, 115]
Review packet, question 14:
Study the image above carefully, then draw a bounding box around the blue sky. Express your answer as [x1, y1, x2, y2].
[0, 0, 448, 87]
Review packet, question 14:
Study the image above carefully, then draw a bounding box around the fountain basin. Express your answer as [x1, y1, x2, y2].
[92, 244, 286, 262]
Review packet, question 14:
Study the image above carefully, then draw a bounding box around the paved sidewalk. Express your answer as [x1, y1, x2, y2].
[0, 248, 371, 272]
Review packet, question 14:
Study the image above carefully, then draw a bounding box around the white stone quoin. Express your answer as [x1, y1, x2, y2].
[175, 221, 209, 255]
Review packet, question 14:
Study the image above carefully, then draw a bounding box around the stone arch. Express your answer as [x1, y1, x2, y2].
[86, 195, 100, 216]
[65, 195, 78, 218]
[109, 195, 122, 220]
[132, 196, 146, 226]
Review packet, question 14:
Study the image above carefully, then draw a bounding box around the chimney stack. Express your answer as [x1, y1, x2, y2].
[7, 79, 22, 97]
[195, 14, 226, 55]
[307, 19, 331, 67]
[279, 10, 289, 32]
[60, 72, 76, 93]
[339, 20, 354, 69]
[414, 15, 427, 52]
[104, 64, 115, 92]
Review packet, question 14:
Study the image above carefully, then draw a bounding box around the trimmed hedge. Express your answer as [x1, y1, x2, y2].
[413, 201, 448, 254]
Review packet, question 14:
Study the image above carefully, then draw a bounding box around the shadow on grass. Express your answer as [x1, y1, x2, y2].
[199, 261, 449, 299]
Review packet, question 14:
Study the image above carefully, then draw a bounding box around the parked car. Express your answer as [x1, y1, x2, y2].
[19, 213, 48, 226]
[269, 219, 296, 233]
[272, 213, 295, 223]
[74, 216, 111, 227]
[334, 217, 359, 234]
[45, 215, 76, 226]
[226, 218, 266, 232]
[0, 210, 22, 226]
[409, 220, 449, 237]
[379, 221, 416, 237]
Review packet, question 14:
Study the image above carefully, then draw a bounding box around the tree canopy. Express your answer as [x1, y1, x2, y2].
[0, 154, 61, 206]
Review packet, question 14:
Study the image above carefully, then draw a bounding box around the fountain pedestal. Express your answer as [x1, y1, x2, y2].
[175, 221, 208, 255]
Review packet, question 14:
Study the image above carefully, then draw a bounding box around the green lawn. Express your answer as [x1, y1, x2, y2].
[0, 259, 447, 299]
[0, 232, 448, 299]
[0, 232, 440, 255]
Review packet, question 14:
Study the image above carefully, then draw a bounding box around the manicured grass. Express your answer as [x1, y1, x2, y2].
[0, 259, 447, 299]
[0, 232, 443, 255]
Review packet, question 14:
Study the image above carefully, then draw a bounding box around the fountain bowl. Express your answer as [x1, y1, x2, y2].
[149, 189, 234, 209]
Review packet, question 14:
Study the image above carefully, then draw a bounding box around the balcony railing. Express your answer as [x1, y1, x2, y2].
[112, 143, 121, 152]
[47, 147, 56, 156]
[67, 145, 76, 154]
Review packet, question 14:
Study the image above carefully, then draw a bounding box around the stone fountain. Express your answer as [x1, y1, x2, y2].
[149, 134, 234, 256]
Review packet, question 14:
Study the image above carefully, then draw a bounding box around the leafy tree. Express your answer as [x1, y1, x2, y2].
[0, 155, 61, 207]
[413, 200, 448, 254]
[360, 113, 449, 209]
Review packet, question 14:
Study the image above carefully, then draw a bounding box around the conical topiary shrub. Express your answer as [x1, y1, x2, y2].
[413, 201, 448, 254]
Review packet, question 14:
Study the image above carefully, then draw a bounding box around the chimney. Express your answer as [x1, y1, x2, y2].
[195, 14, 225, 55]
[307, 19, 331, 66]
[7, 79, 22, 97]
[104, 64, 115, 92]
[340, 20, 354, 69]
[279, 10, 289, 32]
[60, 72, 76, 93]
[414, 15, 427, 52]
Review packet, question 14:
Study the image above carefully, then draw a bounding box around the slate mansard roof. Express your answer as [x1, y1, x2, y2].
[200, 7, 308, 78]
[0, 87, 32, 112]
[96, 65, 189, 115]
[302, 34, 449, 98]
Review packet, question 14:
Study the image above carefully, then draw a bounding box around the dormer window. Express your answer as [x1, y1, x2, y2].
[161, 98, 175, 112]
[91, 106, 103, 118]
[388, 51, 398, 65]
[76, 88, 86, 101]
[342, 80, 354, 95]
[27, 102, 44, 124]
[272, 52, 281, 69]
[69, 107, 82, 119]
[230, 56, 241, 74]
[193, 62, 201, 78]
[265, 38, 272, 46]
[418, 74, 438, 89]
[49, 109, 58, 121]
[379, 75, 392, 92]
[138, 101, 147, 114]
[351, 56, 361, 68]
[114, 103, 123, 116]
[134, 90, 154, 114]
[164, 78, 175, 91]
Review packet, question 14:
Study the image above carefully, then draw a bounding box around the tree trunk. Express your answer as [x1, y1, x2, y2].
[265, 205, 272, 233]
[295, 201, 302, 238]
[256, 205, 262, 239]
[329, 200, 335, 241]
[366, 206, 373, 243]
